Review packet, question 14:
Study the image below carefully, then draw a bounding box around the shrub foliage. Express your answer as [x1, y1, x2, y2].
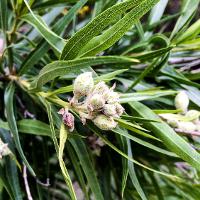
[0, 0, 200, 199]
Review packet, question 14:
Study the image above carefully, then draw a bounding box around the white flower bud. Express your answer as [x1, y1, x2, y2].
[196, 123, 200, 132]
[175, 91, 189, 113]
[93, 115, 117, 130]
[185, 110, 200, 123]
[177, 121, 196, 132]
[115, 103, 124, 117]
[103, 104, 118, 117]
[105, 91, 120, 104]
[92, 81, 109, 95]
[87, 94, 105, 111]
[0, 139, 11, 159]
[167, 119, 179, 128]
[73, 72, 94, 99]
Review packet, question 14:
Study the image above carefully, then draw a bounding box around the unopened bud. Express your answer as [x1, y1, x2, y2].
[93, 115, 117, 130]
[196, 123, 200, 132]
[185, 110, 200, 123]
[103, 104, 118, 117]
[177, 121, 196, 132]
[92, 81, 109, 95]
[0, 139, 11, 159]
[73, 72, 94, 99]
[58, 108, 75, 132]
[115, 103, 124, 117]
[175, 91, 189, 113]
[105, 91, 120, 104]
[167, 119, 179, 128]
[87, 94, 105, 111]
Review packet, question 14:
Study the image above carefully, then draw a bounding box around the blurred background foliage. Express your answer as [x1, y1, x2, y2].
[0, 0, 200, 199]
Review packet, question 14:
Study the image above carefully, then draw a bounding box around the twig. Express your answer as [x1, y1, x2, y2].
[23, 164, 33, 200]
[175, 128, 200, 136]
[36, 178, 50, 187]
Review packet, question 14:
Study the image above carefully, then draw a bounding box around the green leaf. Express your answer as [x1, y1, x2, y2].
[176, 19, 200, 44]
[148, 0, 169, 26]
[115, 134, 128, 198]
[120, 90, 176, 103]
[21, 13, 65, 53]
[129, 101, 200, 171]
[132, 46, 173, 61]
[58, 124, 77, 200]
[88, 123, 180, 180]
[127, 139, 147, 200]
[60, 0, 145, 60]
[0, 0, 8, 33]
[44, 101, 77, 200]
[66, 144, 89, 200]
[113, 127, 177, 157]
[33, 0, 79, 10]
[0, 119, 56, 137]
[70, 137, 104, 200]
[170, 0, 200, 39]
[4, 82, 36, 176]
[121, 115, 159, 123]
[19, 0, 88, 74]
[0, 129, 23, 200]
[47, 69, 128, 96]
[30, 56, 138, 91]
[77, 0, 159, 57]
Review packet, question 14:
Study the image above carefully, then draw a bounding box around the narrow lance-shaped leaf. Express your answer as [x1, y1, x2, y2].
[0, 129, 23, 200]
[176, 19, 200, 44]
[22, 0, 66, 53]
[88, 122, 180, 180]
[115, 134, 128, 198]
[170, 0, 200, 39]
[70, 137, 104, 200]
[60, 0, 144, 60]
[44, 101, 77, 200]
[129, 101, 200, 171]
[30, 56, 138, 91]
[77, 0, 159, 57]
[113, 127, 177, 157]
[127, 139, 147, 200]
[4, 82, 36, 176]
[59, 124, 77, 200]
[19, 0, 88, 75]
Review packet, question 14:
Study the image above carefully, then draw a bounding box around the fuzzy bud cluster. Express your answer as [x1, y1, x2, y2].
[68, 72, 124, 130]
[160, 91, 200, 132]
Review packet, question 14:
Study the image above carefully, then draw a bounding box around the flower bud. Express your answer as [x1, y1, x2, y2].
[92, 81, 109, 95]
[73, 72, 94, 99]
[175, 91, 189, 113]
[105, 91, 120, 104]
[185, 110, 200, 123]
[93, 115, 117, 130]
[0, 139, 11, 159]
[103, 104, 117, 117]
[167, 119, 179, 128]
[159, 113, 178, 121]
[115, 103, 124, 117]
[177, 121, 196, 132]
[58, 108, 75, 132]
[196, 123, 200, 132]
[87, 94, 105, 111]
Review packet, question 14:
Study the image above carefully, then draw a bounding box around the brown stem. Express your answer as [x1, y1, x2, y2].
[175, 128, 200, 136]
